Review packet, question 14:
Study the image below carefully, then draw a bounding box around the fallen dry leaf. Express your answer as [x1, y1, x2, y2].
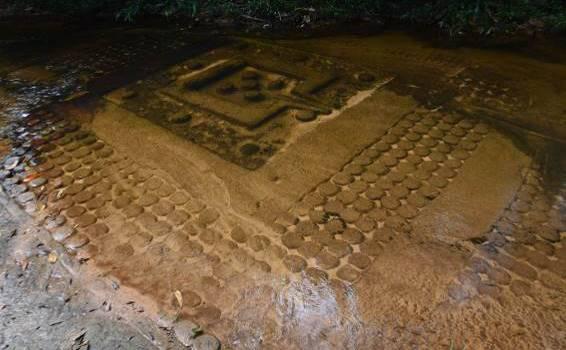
[48, 252, 58, 263]
[174, 290, 183, 309]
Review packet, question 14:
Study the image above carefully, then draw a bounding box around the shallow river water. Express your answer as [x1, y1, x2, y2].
[0, 23, 565, 349]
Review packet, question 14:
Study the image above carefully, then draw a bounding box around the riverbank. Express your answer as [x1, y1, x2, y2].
[2, 0, 566, 39]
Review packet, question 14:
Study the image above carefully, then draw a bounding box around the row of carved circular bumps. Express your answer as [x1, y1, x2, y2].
[265, 109, 490, 282]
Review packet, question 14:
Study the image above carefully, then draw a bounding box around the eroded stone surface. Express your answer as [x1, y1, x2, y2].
[1, 32, 565, 350]
[107, 42, 387, 169]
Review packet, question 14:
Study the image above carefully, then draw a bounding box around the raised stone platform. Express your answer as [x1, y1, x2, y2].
[105, 40, 389, 169]
[1, 33, 564, 350]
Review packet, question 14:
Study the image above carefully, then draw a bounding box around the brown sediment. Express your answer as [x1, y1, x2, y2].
[0, 27, 564, 350]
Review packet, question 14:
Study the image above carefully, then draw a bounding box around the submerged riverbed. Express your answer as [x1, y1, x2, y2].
[0, 21, 565, 349]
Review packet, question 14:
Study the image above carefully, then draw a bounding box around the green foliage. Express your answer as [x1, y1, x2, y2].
[399, 0, 566, 35]
[9, 0, 119, 14]
[5, 0, 566, 35]
[116, 0, 201, 21]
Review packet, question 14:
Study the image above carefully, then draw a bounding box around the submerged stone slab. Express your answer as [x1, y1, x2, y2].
[412, 133, 530, 244]
[105, 40, 388, 170]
